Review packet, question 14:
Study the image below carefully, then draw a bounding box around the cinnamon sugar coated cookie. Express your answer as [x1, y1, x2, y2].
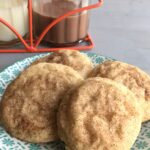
[0, 63, 83, 143]
[89, 61, 150, 122]
[31, 50, 93, 78]
[58, 78, 142, 150]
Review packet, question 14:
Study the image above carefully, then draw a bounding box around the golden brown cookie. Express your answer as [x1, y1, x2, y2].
[0, 63, 83, 143]
[89, 61, 150, 122]
[31, 50, 93, 78]
[58, 77, 142, 150]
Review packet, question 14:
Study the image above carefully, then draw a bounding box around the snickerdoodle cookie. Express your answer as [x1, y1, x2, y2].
[0, 63, 83, 143]
[31, 50, 93, 78]
[58, 77, 142, 150]
[89, 61, 150, 122]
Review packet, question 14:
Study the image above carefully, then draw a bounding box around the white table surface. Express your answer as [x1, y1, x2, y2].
[0, 0, 150, 73]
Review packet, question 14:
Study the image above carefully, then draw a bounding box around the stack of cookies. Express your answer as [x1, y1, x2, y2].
[0, 50, 150, 150]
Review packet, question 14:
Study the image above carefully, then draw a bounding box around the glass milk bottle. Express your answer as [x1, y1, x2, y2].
[33, 0, 90, 46]
[0, 0, 28, 48]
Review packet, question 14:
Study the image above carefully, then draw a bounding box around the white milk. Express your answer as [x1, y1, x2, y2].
[0, 0, 28, 41]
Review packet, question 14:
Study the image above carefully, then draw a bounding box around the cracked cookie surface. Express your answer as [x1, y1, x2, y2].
[31, 50, 93, 78]
[0, 63, 83, 143]
[89, 61, 150, 122]
[58, 77, 142, 150]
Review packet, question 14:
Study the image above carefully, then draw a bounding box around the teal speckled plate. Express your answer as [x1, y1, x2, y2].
[0, 53, 149, 150]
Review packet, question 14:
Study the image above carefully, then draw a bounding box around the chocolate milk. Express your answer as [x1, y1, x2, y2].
[33, 1, 89, 46]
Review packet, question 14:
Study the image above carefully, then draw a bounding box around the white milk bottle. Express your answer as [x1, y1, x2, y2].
[0, 0, 28, 48]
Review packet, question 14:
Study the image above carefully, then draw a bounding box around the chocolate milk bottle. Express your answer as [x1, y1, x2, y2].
[32, 0, 90, 46]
